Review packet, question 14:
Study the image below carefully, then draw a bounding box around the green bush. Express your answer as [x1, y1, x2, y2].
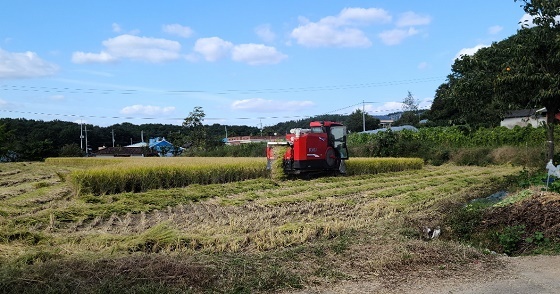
[497, 225, 525, 255]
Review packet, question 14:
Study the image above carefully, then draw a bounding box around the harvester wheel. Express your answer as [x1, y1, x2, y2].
[325, 148, 337, 168]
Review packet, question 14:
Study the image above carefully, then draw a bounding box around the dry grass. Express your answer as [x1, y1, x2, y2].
[0, 161, 521, 293]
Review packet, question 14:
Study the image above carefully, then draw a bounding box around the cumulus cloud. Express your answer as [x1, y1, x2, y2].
[231, 44, 287, 65]
[231, 98, 314, 112]
[396, 12, 431, 27]
[193, 37, 233, 62]
[488, 25, 503, 35]
[72, 34, 182, 64]
[120, 104, 176, 116]
[192, 38, 287, 65]
[0, 48, 59, 78]
[454, 44, 488, 60]
[255, 24, 276, 43]
[364, 101, 404, 114]
[379, 27, 419, 45]
[290, 7, 390, 48]
[72, 51, 117, 64]
[163, 24, 194, 38]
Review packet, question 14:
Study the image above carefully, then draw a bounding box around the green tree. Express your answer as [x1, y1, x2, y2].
[0, 123, 12, 160]
[344, 109, 380, 132]
[502, 0, 560, 160]
[398, 91, 420, 126]
[183, 106, 208, 150]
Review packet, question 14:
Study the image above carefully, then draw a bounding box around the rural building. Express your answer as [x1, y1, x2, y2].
[373, 115, 394, 128]
[500, 108, 546, 128]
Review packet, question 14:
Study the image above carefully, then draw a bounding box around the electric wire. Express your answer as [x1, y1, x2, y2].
[0, 76, 445, 96]
[0, 76, 440, 123]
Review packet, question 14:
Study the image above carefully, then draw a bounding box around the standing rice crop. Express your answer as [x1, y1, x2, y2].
[69, 158, 268, 195]
[345, 157, 423, 176]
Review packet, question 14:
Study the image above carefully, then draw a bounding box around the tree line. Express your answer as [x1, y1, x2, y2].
[0, 107, 394, 161]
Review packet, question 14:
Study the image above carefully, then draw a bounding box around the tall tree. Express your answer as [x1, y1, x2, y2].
[398, 91, 420, 126]
[183, 106, 208, 150]
[503, 0, 560, 160]
[402, 91, 419, 113]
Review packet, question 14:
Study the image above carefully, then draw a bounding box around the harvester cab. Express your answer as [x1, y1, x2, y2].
[266, 121, 349, 175]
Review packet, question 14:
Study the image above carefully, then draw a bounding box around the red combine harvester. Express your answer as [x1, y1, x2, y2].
[266, 121, 349, 175]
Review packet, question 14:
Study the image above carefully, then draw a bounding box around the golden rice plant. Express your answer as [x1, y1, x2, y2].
[45, 157, 125, 167]
[345, 157, 423, 176]
[270, 145, 289, 181]
[69, 158, 268, 195]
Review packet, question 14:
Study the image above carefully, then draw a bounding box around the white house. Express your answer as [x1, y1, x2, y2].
[500, 108, 546, 129]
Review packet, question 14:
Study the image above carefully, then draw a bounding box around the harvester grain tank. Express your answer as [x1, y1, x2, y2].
[266, 121, 349, 174]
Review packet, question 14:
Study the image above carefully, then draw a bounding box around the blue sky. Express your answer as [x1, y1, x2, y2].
[0, 1, 529, 128]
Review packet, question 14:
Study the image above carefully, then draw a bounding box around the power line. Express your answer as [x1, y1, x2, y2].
[0, 107, 418, 123]
[0, 76, 445, 96]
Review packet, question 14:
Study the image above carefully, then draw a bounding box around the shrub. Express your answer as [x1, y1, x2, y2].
[450, 148, 493, 166]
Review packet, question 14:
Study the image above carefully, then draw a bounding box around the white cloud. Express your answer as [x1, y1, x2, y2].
[72, 34, 182, 64]
[0, 98, 8, 107]
[336, 7, 392, 25]
[363, 99, 434, 114]
[255, 24, 276, 43]
[418, 61, 429, 70]
[396, 12, 431, 27]
[364, 101, 404, 114]
[418, 97, 433, 109]
[112, 23, 122, 33]
[163, 24, 194, 38]
[231, 44, 287, 65]
[454, 44, 488, 60]
[519, 13, 560, 28]
[291, 23, 372, 48]
[120, 104, 176, 116]
[290, 7, 391, 48]
[72, 51, 117, 64]
[0, 48, 59, 78]
[379, 27, 419, 45]
[231, 98, 315, 112]
[193, 37, 233, 61]
[488, 25, 503, 35]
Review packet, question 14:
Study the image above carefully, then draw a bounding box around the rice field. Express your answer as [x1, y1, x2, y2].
[45, 157, 424, 195]
[0, 159, 521, 293]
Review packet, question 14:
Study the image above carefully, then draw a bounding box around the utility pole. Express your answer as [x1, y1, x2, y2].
[80, 121, 84, 150]
[84, 124, 89, 156]
[111, 129, 115, 147]
[362, 100, 366, 132]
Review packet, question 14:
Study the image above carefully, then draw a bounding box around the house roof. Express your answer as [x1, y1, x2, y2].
[504, 108, 544, 119]
[127, 142, 148, 148]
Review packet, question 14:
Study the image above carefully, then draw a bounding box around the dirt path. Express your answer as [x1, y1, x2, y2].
[286, 255, 560, 294]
